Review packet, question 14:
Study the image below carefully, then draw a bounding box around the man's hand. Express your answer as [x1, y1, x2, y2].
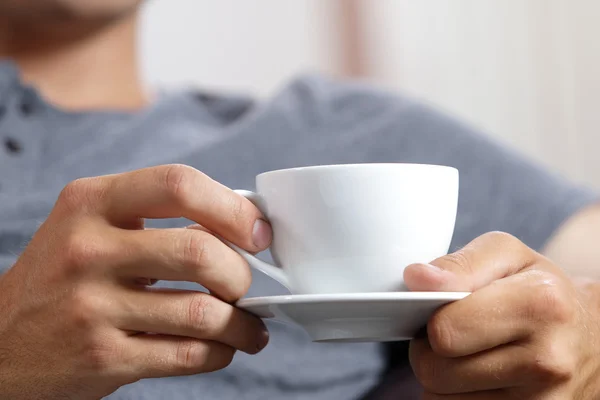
[0, 165, 272, 400]
[404, 232, 600, 399]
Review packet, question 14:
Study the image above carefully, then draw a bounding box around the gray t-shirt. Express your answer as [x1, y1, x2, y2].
[0, 60, 596, 399]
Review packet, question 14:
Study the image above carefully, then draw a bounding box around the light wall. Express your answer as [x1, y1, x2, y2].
[362, 0, 600, 189]
[140, 0, 336, 96]
[140, 0, 600, 190]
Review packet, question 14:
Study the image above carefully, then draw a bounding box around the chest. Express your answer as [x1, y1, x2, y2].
[0, 113, 388, 399]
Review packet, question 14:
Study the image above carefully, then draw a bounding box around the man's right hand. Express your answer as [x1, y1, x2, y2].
[0, 164, 272, 399]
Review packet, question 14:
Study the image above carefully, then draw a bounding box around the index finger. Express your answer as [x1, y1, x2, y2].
[101, 164, 272, 252]
[404, 231, 541, 292]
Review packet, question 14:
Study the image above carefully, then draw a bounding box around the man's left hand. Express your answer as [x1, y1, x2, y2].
[404, 231, 600, 399]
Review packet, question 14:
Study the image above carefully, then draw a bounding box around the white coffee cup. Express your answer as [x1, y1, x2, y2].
[231, 163, 459, 295]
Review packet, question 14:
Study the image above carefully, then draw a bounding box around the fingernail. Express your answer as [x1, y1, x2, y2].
[252, 219, 272, 249]
[257, 327, 270, 352]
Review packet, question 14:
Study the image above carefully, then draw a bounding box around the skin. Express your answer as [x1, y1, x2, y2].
[1, 1, 600, 399]
[0, 0, 146, 110]
[404, 231, 600, 398]
[0, 165, 273, 399]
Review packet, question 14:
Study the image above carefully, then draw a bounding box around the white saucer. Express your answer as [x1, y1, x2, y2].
[237, 292, 470, 343]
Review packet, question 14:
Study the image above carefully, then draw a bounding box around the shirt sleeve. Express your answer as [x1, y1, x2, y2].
[310, 77, 599, 381]
[309, 74, 599, 252]
[393, 101, 598, 252]
[308, 76, 599, 379]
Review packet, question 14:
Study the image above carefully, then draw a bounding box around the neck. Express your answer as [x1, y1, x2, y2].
[0, 13, 147, 111]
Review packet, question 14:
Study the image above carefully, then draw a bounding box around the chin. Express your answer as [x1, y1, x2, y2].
[0, 0, 142, 23]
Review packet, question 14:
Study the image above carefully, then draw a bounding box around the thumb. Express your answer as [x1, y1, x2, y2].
[403, 232, 536, 292]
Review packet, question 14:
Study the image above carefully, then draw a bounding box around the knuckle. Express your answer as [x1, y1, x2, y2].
[427, 311, 460, 356]
[182, 231, 208, 268]
[529, 341, 575, 383]
[58, 178, 106, 213]
[228, 194, 248, 228]
[59, 179, 89, 207]
[81, 332, 119, 373]
[482, 231, 520, 246]
[482, 231, 535, 260]
[435, 249, 471, 275]
[221, 193, 256, 238]
[163, 164, 201, 207]
[527, 272, 574, 324]
[68, 288, 103, 329]
[174, 341, 209, 370]
[186, 294, 212, 332]
[61, 232, 105, 275]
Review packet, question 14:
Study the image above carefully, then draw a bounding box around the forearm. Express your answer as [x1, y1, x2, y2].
[543, 203, 600, 279]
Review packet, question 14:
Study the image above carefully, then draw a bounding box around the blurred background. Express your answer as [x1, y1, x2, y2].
[141, 0, 600, 190]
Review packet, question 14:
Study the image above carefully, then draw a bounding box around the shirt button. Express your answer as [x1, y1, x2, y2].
[4, 137, 22, 154]
[20, 102, 34, 116]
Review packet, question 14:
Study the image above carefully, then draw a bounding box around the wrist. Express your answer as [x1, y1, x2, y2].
[574, 277, 600, 316]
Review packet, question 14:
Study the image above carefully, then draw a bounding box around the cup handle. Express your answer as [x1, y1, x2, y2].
[227, 189, 291, 292]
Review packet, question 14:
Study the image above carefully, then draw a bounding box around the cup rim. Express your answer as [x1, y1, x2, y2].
[257, 163, 458, 179]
